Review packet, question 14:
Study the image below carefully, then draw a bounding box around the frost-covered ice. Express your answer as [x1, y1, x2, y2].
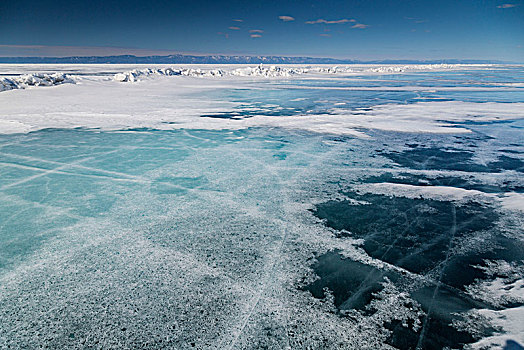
[0, 64, 523, 349]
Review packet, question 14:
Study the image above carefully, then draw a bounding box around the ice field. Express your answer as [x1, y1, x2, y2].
[0, 64, 523, 349]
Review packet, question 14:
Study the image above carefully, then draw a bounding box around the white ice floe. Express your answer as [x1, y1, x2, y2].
[318, 63, 457, 74]
[0, 120, 34, 134]
[1, 65, 523, 136]
[348, 100, 524, 125]
[0, 73, 73, 92]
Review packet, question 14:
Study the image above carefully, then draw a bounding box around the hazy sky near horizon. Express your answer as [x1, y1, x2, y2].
[1, 0, 523, 61]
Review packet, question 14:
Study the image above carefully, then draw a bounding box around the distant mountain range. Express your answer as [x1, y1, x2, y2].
[0, 54, 509, 65]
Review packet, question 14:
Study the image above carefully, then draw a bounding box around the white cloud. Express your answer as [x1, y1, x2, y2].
[497, 3, 516, 8]
[319, 33, 332, 37]
[233, 19, 244, 22]
[249, 29, 264, 33]
[229, 26, 240, 30]
[279, 15, 295, 21]
[351, 23, 369, 29]
[305, 18, 356, 24]
[250, 34, 262, 38]
[405, 17, 427, 23]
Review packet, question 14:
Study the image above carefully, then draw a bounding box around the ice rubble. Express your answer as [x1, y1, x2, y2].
[113, 63, 459, 82]
[0, 64, 465, 89]
[113, 65, 307, 81]
[0, 73, 73, 92]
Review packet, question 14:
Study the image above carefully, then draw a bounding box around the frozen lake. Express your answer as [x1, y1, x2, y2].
[0, 64, 523, 349]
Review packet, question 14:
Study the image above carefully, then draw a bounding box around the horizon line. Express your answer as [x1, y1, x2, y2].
[0, 54, 515, 64]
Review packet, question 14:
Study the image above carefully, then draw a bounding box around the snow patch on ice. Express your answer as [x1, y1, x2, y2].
[469, 275, 524, 308]
[500, 192, 524, 212]
[354, 183, 494, 204]
[0, 120, 34, 134]
[469, 306, 524, 349]
[467, 260, 524, 308]
[352, 101, 524, 125]
[354, 183, 524, 211]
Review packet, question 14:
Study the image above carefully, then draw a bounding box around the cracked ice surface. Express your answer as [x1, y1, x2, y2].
[0, 128, 418, 349]
[0, 65, 523, 349]
[1, 127, 522, 349]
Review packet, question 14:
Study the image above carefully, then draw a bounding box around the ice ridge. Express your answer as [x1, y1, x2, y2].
[0, 64, 467, 90]
[113, 64, 459, 82]
[0, 73, 74, 92]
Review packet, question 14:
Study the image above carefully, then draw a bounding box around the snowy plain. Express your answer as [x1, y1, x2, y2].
[1, 64, 524, 135]
[0, 64, 523, 349]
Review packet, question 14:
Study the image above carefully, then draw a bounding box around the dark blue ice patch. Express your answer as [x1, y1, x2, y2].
[505, 340, 524, 350]
[313, 193, 499, 275]
[383, 146, 524, 173]
[309, 189, 524, 348]
[383, 147, 490, 172]
[304, 251, 497, 350]
[488, 155, 524, 173]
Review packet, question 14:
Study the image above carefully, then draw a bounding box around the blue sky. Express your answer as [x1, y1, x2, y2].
[1, 0, 523, 60]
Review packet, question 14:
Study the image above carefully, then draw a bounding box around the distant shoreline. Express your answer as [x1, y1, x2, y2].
[0, 54, 511, 65]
